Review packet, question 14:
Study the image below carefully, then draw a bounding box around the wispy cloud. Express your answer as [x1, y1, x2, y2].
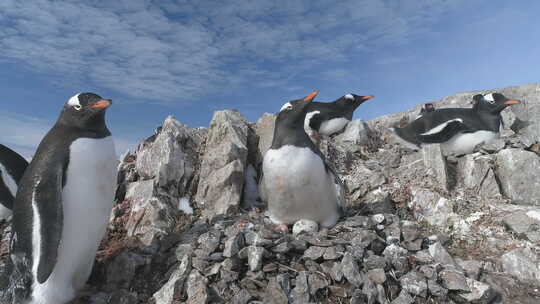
[0, 0, 466, 103]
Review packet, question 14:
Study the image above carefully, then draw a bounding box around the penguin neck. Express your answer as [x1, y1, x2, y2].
[475, 110, 503, 132]
[271, 122, 312, 149]
[57, 114, 111, 138]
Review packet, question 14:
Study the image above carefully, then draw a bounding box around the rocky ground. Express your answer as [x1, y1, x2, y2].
[1, 83, 540, 303]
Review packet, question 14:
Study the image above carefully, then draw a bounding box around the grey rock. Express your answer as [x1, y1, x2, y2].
[271, 241, 291, 253]
[323, 246, 342, 260]
[186, 270, 209, 304]
[195, 110, 250, 217]
[125, 194, 178, 247]
[106, 252, 145, 290]
[495, 149, 540, 205]
[399, 271, 428, 298]
[197, 230, 222, 257]
[256, 113, 276, 162]
[361, 279, 378, 304]
[153, 254, 192, 304]
[457, 154, 501, 199]
[427, 279, 447, 298]
[136, 116, 199, 197]
[411, 250, 434, 264]
[456, 259, 483, 280]
[292, 219, 319, 235]
[503, 210, 540, 242]
[400, 220, 420, 242]
[453, 278, 495, 303]
[247, 246, 266, 272]
[232, 289, 252, 304]
[383, 244, 410, 276]
[501, 247, 540, 283]
[367, 268, 387, 284]
[341, 252, 365, 287]
[244, 230, 273, 247]
[263, 277, 288, 304]
[303, 246, 325, 260]
[308, 272, 328, 295]
[372, 214, 385, 224]
[440, 268, 470, 291]
[481, 272, 540, 304]
[390, 290, 414, 304]
[429, 242, 457, 267]
[376, 284, 388, 304]
[409, 187, 458, 229]
[175, 244, 194, 261]
[223, 233, 245, 258]
[345, 165, 386, 202]
[422, 144, 448, 189]
[364, 255, 387, 270]
[291, 271, 310, 303]
[419, 265, 438, 280]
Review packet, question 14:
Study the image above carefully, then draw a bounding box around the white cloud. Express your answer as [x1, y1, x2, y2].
[0, 0, 466, 102]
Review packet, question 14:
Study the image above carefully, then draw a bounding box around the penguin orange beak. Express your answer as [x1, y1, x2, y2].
[504, 100, 519, 105]
[359, 95, 374, 101]
[304, 90, 319, 102]
[91, 99, 112, 109]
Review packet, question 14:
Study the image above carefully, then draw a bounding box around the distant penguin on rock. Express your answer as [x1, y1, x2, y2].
[0, 144, 28, 220]
[391, 93, 519, 156]
[260, 90, 345, 231]
[304, 93, 374, 143]
[4, 93, 117, 304]
[416, 103, 435, 119]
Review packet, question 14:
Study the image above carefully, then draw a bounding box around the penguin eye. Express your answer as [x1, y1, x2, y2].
[279, 102, 293, 112]
[73, 104, 82, 111]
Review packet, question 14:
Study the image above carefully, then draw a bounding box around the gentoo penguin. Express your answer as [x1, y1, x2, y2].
[260, 90, 345, 230]
[0, 144, 28, 220]
[304, 93, 374, 142]
[391, 93, 519, 156]
[5, 93, 117, 304]
[416, 103, 435, 119]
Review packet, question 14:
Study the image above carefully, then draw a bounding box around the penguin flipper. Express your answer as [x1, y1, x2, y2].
[30, 164, 64, 284]
[418, 119, 472, 143]
[323, 161, 346, 215]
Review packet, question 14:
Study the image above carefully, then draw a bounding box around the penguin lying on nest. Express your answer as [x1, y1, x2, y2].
[0, 144, 28, 220]
[260, 90, 345, 232]
[304, 93, 374, 143]
[2, 93, 117, 304]
[391, 93, 519, 156]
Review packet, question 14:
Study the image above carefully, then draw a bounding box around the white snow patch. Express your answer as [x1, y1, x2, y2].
[526, 210, 540, 221]
[178, 196, 193, 215]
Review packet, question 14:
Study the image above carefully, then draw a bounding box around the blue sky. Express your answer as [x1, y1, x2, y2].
[1, 0, 539, 157]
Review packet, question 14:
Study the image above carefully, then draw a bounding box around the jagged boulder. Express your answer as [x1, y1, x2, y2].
[195, 110, 250, 217]
[495, 149, 540, 205]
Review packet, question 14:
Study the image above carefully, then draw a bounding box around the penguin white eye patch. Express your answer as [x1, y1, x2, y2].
[67, 93, 82, 109]
[280, 102, 293, 112]
[483, 93, 495, 104]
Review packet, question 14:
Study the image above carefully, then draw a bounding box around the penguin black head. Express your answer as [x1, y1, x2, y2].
[472, 93, 519, 113]
[59, 93, 112, 130]
[421, 103, 435, 113]
[276, 90, 319, 127]
[335, 93, 374, 110]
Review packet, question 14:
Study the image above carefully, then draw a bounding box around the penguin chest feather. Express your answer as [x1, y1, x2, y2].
[262, 145, 340, 227]
[319, 118, 349, 136]
[31, 137, 116, 303]
[441, 131, 498, 156]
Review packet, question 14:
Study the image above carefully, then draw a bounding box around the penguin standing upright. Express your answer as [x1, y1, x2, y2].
[0, 144, 28, 220]
[260, 91, 345, 230]
[304, 93, 374, 143]
[5, 93, 117, 304]
[391, 93, 519, 155]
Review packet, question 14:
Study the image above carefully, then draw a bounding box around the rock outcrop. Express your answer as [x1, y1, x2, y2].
[1, 83, 540, 303]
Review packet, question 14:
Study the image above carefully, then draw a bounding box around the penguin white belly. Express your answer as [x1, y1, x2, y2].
[31, 137, 116, 304]
[440, 131, 498, 156]
[319, 118, 349, 136]
[262, 145, 340, 228]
